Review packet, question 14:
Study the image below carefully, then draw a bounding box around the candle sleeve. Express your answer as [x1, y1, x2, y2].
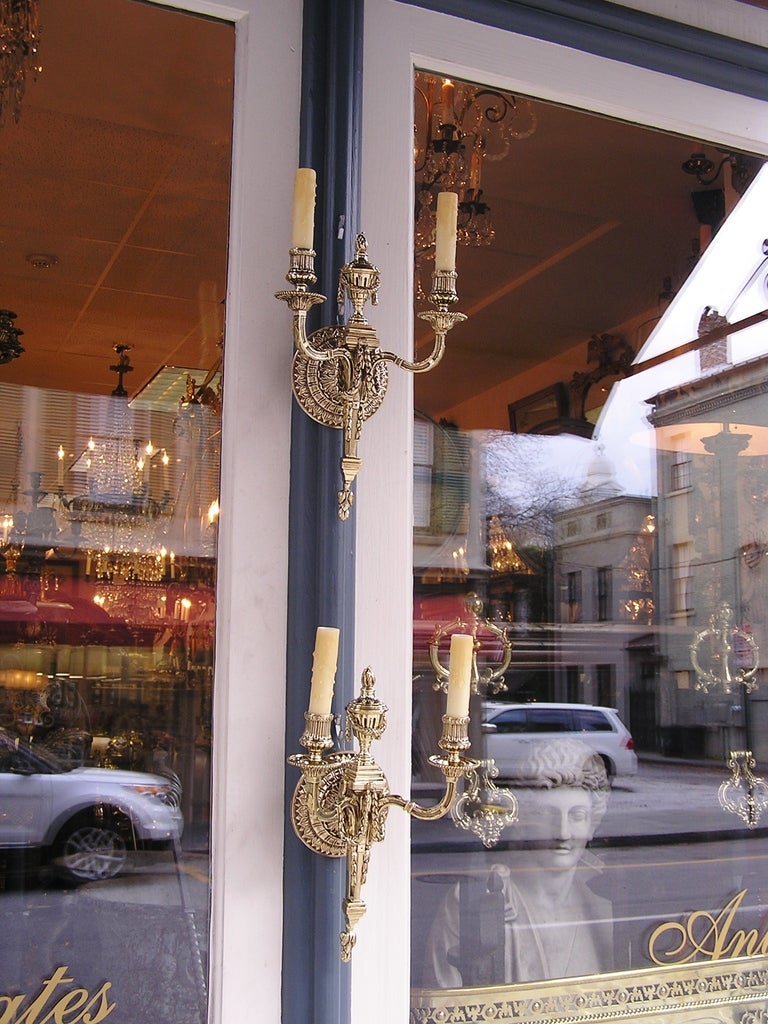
[291, 168, 317, 250]
[446, 633, 473, 718]
[434, 191, 458, 272]
[308, 626, 340, 716]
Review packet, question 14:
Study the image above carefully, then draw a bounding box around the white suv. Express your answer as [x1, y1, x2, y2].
[481, 702, 638, 781]
[0, 729, 183, 882]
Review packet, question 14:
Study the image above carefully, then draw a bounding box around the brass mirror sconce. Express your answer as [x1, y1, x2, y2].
[276, 168, 466, 519]
[289, 627, 479, 961]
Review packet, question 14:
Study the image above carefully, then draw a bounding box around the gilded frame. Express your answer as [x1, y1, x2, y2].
[411, 958, 768, 1023]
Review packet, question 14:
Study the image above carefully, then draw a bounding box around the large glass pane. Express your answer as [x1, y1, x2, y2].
[411, 71, 768, 1022]
[0, 3, 232, 1021]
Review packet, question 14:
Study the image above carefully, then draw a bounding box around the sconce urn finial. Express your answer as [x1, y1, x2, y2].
[277, 173, 466, 519]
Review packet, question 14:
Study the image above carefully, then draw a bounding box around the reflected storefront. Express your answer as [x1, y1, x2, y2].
[409, 75, 768, 1024]
[0, 3, 231, 1020]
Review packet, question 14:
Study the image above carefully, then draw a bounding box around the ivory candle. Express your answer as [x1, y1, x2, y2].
[291, 167, 317, 250]
[308, 625, 340, 716]
[446, 632, 473, 718]
[435, 191, 458, 272]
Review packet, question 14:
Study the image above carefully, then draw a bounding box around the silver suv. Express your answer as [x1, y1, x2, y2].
[481, 702, 638, 780]
[0, 728, 183, 882]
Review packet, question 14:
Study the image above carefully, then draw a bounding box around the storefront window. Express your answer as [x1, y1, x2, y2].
[411, 71, 768, 1022]
[0, 3, 233, 1021]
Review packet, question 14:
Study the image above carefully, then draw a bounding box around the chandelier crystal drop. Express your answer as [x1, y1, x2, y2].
[0, 0, 41, 125]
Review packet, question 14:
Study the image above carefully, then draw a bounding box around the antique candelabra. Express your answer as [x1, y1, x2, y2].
[288, 627, 478, 961]
[276, 169, 466, 519]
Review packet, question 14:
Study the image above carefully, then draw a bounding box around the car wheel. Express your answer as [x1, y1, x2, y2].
[600, 754, 615, 783]
[56, 818, 128, 882]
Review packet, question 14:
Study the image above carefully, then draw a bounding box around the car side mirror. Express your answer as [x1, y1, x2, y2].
[481, 722, 498, 734]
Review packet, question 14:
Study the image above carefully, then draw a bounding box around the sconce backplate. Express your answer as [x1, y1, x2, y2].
[291, 325, 389, 429]
[291, 755, 355, 858]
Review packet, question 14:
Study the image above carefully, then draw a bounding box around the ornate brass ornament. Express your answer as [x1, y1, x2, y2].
[429, 609, 512, 698]
[718, 750, 768, 829]
[288, 667, 479, 961]
[277, 234, 466, 519]
[450, 760, 518, 848]
[690, 602, 759, 695]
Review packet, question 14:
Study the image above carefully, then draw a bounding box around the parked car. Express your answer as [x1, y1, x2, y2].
[480, 702, 638, 781]
[0, 728, 183, 882]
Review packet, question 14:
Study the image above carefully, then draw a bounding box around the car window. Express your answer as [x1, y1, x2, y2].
[573, 709, 615, 732]
[525, 709, 573, 732]
[491, 709, 527, 733]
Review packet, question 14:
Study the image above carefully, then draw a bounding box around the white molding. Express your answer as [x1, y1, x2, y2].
[358, 2, 768, 1023]
[147, 2, 302, 1023]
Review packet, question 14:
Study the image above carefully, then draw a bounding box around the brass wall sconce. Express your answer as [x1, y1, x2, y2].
[689, 601, 759, 695]
[276, 169, 466, 519]
[718, 750, 768, 829]
[288, 627, 478, 960]
[429, 594, 512, 698]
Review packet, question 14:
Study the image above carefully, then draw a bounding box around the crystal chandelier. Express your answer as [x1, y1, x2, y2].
[0, 0, 42, 125]
[414, 72, 536, 263]
[66, 347, 173, 583]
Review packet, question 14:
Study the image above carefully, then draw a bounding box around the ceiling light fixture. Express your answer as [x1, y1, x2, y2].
[414, 72, 536, 264]
[681, 149, 761, 196]
[0, 0, 42, 125]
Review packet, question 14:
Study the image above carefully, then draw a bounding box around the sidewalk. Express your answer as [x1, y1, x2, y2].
[411, 756, 768, 851]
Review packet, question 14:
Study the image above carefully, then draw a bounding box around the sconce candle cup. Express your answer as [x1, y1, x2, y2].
[276, 169, 467, 519]
[289, 627, 479, 960]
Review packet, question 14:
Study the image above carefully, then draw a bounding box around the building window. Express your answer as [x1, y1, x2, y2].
[566, 520, 580, 537]
[596, 664, 615, 706]
[566, 665, 582, 703]
[596, 512, 609, 529]
[672, 542, 694, 614]
[670, 451, 692, 491]
[596, 566, 612, 621]
[567, 570, 582, 623]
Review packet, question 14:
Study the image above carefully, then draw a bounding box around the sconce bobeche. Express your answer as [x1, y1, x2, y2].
[276, 169, 466, 519]
[289, 628, 478, 961]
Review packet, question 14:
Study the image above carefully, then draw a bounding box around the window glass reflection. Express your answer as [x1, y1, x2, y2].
[0, 3, 232, 1021]
[411, 73, 768, 1020]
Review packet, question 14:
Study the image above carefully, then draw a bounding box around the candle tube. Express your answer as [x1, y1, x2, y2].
[308, 625, 340, 716]
[441, 79, 455, 125]
[291, 167, 317, 250]
[435, 191, 458, 272]
[446, 632, 473, 718]
[57, 445, 65, 486]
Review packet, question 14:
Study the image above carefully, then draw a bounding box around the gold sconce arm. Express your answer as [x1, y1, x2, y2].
[276, 183, 466, 520]
[429, 602, 513, 698]
[289, 652, 477, 962]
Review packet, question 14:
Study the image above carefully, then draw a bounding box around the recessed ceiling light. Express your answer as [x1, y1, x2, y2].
[26, 253, 58, 270]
